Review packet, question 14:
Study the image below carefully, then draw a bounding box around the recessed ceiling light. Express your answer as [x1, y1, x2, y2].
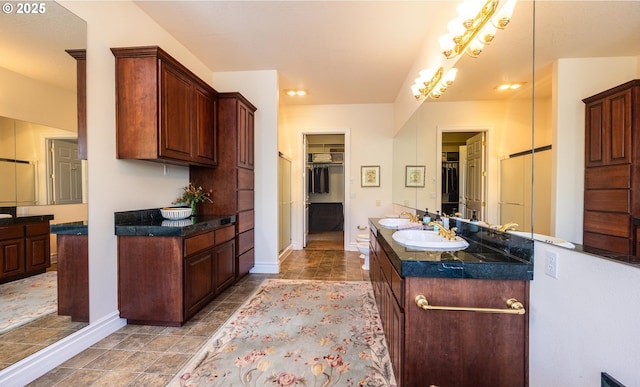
[285, 89, 308, 97]
[496, 82, 524, 91]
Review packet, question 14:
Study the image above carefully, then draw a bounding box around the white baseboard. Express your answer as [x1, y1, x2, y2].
[0, 312, 126, 387]
[250, 262, 280, 274]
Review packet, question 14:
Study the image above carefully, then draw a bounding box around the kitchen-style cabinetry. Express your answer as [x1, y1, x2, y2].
[0, 221, 50, 283]
[583, 80, 640, 254]
[118, 224, 235, 326]
[111, 46, 217, 167]
[191, 92, 257, 280]
[57, 234, 88, 322]
[65, 49, 87, 160]
[370, 230, 529, 387]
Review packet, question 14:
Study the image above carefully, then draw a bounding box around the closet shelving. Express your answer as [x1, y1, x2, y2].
[307, 143, 344, 165]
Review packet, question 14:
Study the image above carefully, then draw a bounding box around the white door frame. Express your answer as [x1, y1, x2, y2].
[436, 126, 492, 222]
[298, 128, 351, 251]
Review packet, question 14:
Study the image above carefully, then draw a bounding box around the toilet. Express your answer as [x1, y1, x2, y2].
[356, 233, 370, 270]
[356, 242, 370, 270]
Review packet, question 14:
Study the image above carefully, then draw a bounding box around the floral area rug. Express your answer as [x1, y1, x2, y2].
[0, 271, 57, 334]
[171, 279, 397, 387]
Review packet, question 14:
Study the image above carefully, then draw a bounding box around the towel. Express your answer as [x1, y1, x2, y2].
[396, 222, 424, 230]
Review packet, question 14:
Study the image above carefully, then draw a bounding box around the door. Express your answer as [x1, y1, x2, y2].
[458, 145, 467, 216]
[49, 139, 82, 205]
[465, 133, 486, 220]
[303, 134, 309, 248]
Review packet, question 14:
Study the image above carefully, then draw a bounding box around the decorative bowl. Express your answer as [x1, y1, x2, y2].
[160, 207, 192, 220]
[161, 219, 193, 227]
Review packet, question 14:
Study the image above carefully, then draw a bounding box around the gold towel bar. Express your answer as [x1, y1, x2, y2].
[414, 295, 526, 315]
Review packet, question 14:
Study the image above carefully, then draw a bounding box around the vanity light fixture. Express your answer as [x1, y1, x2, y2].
[439, 0, 516, 59]
[411, 67, 458, 101]
[285, 89, 308, 97]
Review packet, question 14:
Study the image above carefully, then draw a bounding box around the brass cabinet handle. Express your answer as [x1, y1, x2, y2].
[414, 295, 525, 315]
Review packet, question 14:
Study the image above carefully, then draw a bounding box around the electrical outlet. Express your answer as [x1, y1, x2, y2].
[545, 251, 559, 278]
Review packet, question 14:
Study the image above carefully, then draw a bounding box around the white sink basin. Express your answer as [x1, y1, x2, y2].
[392, 230, 469, 251]
[508, 231, 576, 249]
[378, 218, 412, 229]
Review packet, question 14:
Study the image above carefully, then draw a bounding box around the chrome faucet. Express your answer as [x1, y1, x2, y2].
[497, 222, 519, 232]
[428, 221, 458, 240]
[399, 211, 419, 223]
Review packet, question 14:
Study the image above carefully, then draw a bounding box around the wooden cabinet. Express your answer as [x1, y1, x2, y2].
[118, 224, 235, 326]
[1, 221, 50, 283]
[111, 46, 217, 167]
[370, 230, 529, 387]
[65, 49, 87, 160]
[191, 92, 257, 280]
[583, 80, 640, 254]
[57, 234, 89, 322]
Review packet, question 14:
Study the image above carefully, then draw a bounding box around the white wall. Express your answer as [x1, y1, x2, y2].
[279, 104, 394, 250]
[530, 243, 640, 386]
[552, 56, 639, 242]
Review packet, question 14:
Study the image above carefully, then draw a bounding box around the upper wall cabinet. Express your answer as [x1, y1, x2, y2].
[111, 46, 217, 167]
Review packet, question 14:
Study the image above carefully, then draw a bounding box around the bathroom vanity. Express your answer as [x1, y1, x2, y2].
[115, 210, 236, 326]
[0, 212, 53, 284]
[369, 218, 533, 387]
[51, 222, 88, 322]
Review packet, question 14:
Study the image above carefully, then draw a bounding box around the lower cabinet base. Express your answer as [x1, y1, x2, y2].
[57, 234, 89, 322]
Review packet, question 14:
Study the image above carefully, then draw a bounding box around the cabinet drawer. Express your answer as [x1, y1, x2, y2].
[583, 211, 630, 238]
[0, 225, 24, 240]
[215, 225, 235, 245]
[238, 168, 254, 190]
[238, 230, 254, 254]
[238, 190, 254, 211]
[584, 231, 631, 255]
[585, 165, 630, 189]
[26, 222, 50, 236]
[584, 189, 629, 212]
[184, 231, 214, 256]
[237, 210, 254, 234]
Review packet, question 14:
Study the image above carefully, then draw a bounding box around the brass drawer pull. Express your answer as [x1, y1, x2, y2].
[414, 295, 525, 315]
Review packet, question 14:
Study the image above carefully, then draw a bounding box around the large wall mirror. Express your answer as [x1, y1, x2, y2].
[392, 1, 640, 255]
[0, 1, 88, 369]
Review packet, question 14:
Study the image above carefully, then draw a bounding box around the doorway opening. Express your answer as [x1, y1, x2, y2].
[440, 131, 486, 220]
[304, 133, 345, 250]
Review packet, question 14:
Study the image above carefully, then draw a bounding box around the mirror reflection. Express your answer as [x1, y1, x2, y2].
[392, 1, 640, 254]
[0, 2, 88, 369]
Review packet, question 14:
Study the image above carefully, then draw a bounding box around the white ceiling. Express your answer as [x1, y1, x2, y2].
[134, 0, 640, 105]
[1, 1, 639, 106]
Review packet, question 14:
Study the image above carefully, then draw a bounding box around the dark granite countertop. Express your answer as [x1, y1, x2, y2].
[115, 208, 235, 237]
[370, 218, 534, 280]
[51, 221, 88, 235]
[0, 214, 54, 226]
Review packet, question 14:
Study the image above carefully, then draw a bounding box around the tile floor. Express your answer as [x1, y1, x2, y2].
[27, 245, 367, 386]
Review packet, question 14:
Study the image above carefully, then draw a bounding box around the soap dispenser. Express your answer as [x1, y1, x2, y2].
[423, 208, 431, 224]
[471, 210, 478, 222]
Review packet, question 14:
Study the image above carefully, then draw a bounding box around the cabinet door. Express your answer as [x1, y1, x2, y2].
[184, 249, 214, 319]
[193, 86, 217, 166]
[404, 277, 528, 387]
[214, 240, 235, 294]
[585, 88, 632, 167]
[26, 234, 50, 272]
[237, 101, 254, 169]
[0, 238, 25, 279]
[160, 62, 193, 162]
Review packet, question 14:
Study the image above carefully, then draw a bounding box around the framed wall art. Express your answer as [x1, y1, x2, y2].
[361, 165, 380, 187]
[405, 165, 425, 187]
